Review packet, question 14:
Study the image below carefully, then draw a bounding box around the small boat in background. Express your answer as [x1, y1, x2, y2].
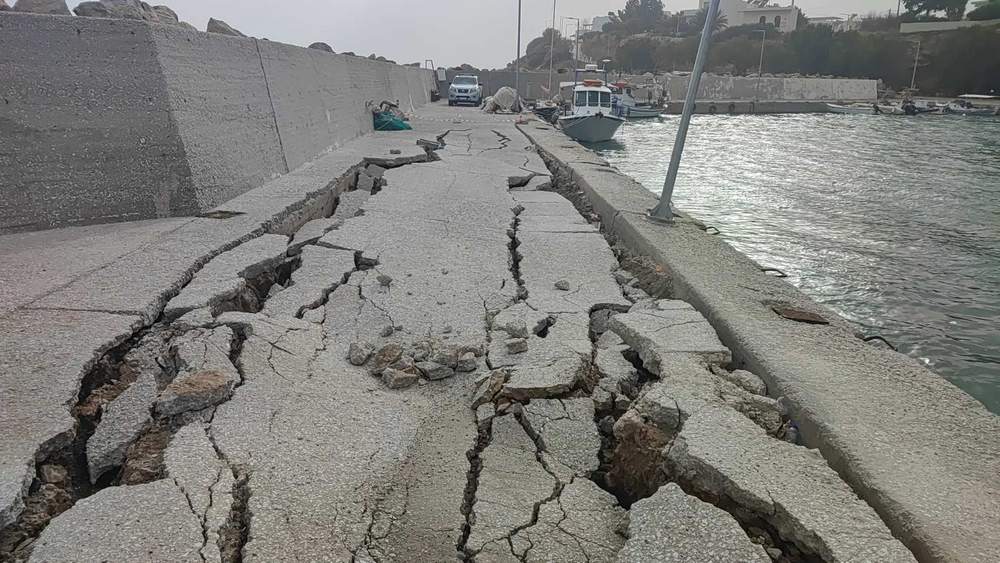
[942, 98, 998, 117]
[610, 82, 663, 119]
[826, 103, 903, 115]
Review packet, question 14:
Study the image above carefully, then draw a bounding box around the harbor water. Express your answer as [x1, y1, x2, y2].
[593, 113, 1000, 414]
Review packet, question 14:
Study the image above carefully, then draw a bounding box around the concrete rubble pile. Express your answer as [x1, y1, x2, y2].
[0, 107, 930, 563]
[72, 0, 195, 29]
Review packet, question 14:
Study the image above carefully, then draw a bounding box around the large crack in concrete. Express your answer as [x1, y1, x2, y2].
[0, 146, 443, 562]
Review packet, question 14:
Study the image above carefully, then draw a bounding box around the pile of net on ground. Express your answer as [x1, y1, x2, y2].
[372, 100, 412, 131]
[483, 86, 522, 113]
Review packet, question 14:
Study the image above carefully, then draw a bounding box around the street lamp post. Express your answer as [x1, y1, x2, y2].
[548, 0, 556, 96]
[515, 0, 522, 107]
[650, 0, 722, 221]
[754, 29, 766, 102]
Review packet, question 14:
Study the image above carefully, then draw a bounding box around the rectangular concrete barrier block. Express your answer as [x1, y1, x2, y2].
[0, 13, 193, 234]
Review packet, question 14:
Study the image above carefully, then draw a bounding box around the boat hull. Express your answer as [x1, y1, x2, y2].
[616, 106, 663, 119]
[558, 114, 625, 142]
[826, 103, 904, 115]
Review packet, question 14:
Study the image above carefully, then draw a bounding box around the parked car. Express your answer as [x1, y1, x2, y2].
[449, 75, 483, 106]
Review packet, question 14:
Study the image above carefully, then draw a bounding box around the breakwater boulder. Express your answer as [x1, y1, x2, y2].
[309, 42, 334, 53]
[72, 1, 193, 28]
[207, 17, 244, 37]
[12, 0, 70, 15]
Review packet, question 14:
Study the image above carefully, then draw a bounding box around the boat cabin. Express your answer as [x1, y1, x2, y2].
[572, 80, 613, 117]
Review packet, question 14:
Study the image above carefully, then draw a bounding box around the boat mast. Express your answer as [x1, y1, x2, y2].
[910, 40, 921, 91]
[548, 0, 556, 96]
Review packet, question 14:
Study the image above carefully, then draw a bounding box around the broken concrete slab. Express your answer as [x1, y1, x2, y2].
[262, 245, 356, 318]
[609, 301, 731, 371]
[619, 483, 769, 563]
[521, 399, 601, 477]
[714, 377, 783, 435]
[0, 309, 141, 529]
[519, 230, 628, 315]
[511, 478, 627, 562]
[667, 404, 916, 562]
[492, 303, 549, 339]
[86, 368, 158, 483]
[164, 234, 289, 319]
[499, 313, 592, 400]
[466, 415, 558, 557]
[29, 479, 206, 562]
[163, 424, 235, 563]
[156, 327, 240, 417]
[595, 347, 638, 400]
[716, 367, 768, 396]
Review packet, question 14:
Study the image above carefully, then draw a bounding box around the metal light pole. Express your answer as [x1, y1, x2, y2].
[515, 0, 522, 106]
[754, 29, 766, 102]
[548, 0, 557, 96]
[564, 17, 582, 71]
[650, 0, 721, 220]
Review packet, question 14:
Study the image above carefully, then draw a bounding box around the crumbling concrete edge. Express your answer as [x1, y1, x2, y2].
[1, 144, 437, 532]
[516, 121, 1000, 562]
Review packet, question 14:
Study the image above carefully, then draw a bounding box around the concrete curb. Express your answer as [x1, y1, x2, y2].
[518, 121, 1000, 562]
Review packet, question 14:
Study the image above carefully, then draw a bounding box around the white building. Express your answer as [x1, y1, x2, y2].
[591, 15, 612, 32]
[699, 0, 801, 33]
[811, 15, 861, 32]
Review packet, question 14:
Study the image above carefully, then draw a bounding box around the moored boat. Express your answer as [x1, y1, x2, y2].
[827, 103, 905, 115]
[942, 99, 998, 117]
[610, 82, 664, 119]
[557, 68, 625, 143]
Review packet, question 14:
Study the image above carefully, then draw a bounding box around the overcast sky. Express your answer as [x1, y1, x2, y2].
[69, 1, 901, 69]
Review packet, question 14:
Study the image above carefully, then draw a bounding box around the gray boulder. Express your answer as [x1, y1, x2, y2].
[309, 42, 334, 53]
[207, 17, 245, 37]
[0, 1, 11, 11]
[150, 4, 177, 23]
[73, 0, 160, 21]
[12, 0, 70, 15]
[73, 1, 113, 17]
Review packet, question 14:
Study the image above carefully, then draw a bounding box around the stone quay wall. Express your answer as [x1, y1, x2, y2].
[0, 12, 436, 234]
[662, 74, 877, 102]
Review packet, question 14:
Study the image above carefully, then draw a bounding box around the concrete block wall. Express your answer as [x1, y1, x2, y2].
[663, 74, 877, 102]
[0, 12, 436, 234]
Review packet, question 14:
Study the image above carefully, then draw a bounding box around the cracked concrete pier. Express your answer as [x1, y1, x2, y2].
[0, 102, 979, 563]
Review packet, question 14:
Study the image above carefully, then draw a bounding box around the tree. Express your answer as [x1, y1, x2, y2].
[511, 28, 574, 70]
[607, 0, 666, 34]
[968, 0, 1000, 20]
[903, 0, 969, 20]
[695, 6, 729, 33]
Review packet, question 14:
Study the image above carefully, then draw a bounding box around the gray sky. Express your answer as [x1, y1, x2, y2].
[69, 1, 901, 69]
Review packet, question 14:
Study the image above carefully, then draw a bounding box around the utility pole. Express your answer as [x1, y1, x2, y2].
[548, 0, 556, 96]
[565, 17, 582, 71]
[650, 0, 721, 221]
[515, 0, 522, 106]
[754, 29, 766, 102]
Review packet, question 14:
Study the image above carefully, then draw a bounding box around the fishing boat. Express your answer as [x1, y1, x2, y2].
[610, 82, 663, 119]
[826, 103, 905, 115]
[557, 67, 625, 143]
[942, 98, 998, 117]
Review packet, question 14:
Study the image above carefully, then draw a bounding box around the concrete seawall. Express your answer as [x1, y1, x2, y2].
[518, 121, 1000, 562]
[0, 12, 436, 234]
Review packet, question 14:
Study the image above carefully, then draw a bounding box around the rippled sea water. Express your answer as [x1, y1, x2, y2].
[592, 113, 1000, 414]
